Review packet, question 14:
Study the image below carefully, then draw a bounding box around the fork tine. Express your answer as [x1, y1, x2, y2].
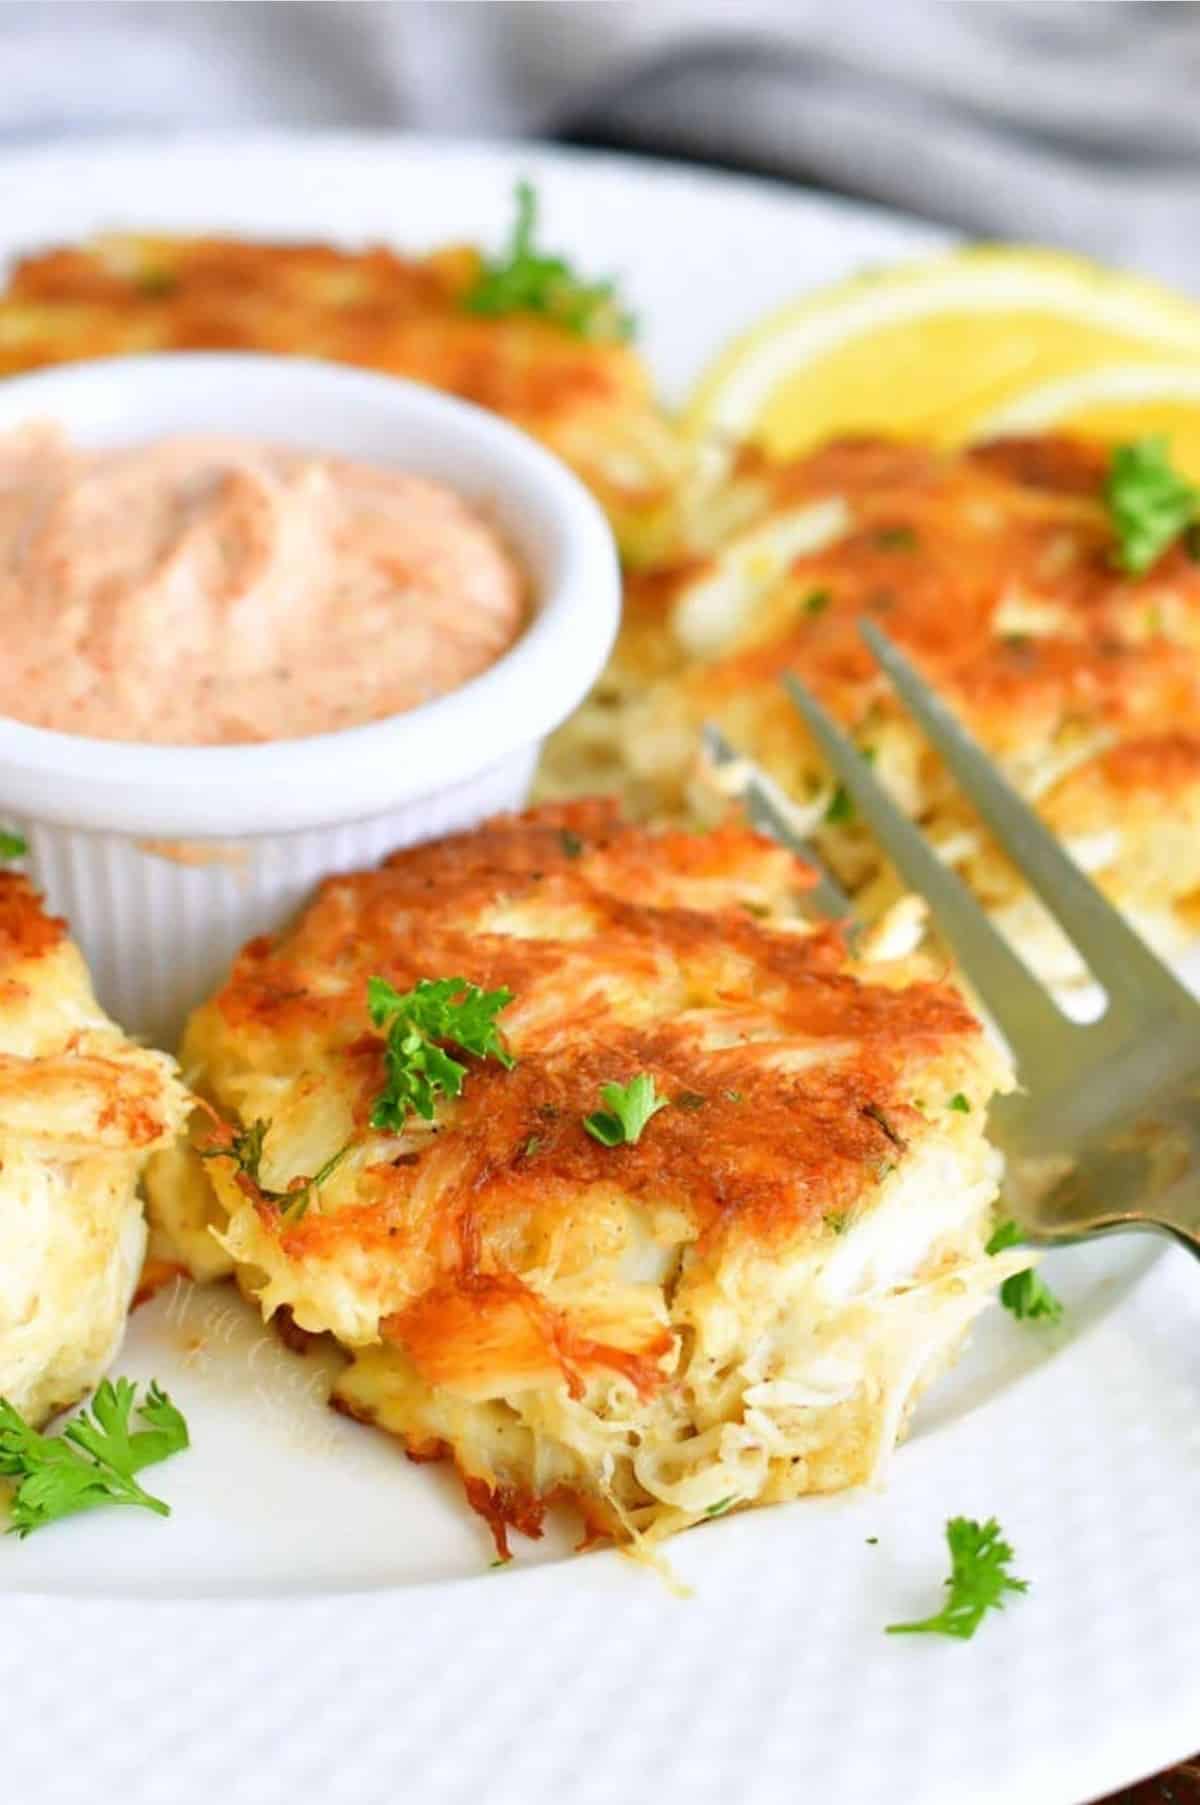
[859, 620, 1198, 1019]
[781, 672, 1077, 1056]
[701, 723, 855, 926]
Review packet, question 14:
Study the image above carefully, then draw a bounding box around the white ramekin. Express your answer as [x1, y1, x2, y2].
[0, 354, 620, 1046]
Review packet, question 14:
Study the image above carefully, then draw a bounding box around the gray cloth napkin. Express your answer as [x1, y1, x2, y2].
[5, 0, 1200, 289]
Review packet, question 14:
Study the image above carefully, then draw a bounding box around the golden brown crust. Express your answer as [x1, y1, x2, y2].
[565, 432, 1200, 968]
[965, 432, 1112, 496]
[690, 434, 1200, 738]
[8, 239, 642, 429]
[209, 801, 979, 1281]
[1093, 731, 1200, 795]
[0, 873, 66, 966]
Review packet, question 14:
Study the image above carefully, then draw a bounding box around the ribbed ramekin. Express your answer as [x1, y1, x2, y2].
[0, 354, 620, 1046]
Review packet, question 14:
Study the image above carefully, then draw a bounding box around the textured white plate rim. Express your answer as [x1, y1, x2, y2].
[0, 132, 1196, 1805]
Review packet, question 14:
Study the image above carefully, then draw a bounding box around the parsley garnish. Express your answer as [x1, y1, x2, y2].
[1105, 436, 1199, 575]
[0, 1379, 188, 1537]
[558, 828, 585, 859]
[986, 1219, 1064, 1322]
[200, 1116, 268, 1183]
[825, 783, 854, 825]
[0, 830, 25, 860]
[703, 1496, 736, 1518]
[583, 1073, 668, 1147]
[803, 588, 832, 616]
[949, 1092, 971, 1113]
[368, 975, 514, 1133]
[875, 526, 917, 550]
[887, 1516, 1027, 1639]
[824, 746, 877, 825]
[199, 1117, 350, 1223]
[464, 181, 634, 341]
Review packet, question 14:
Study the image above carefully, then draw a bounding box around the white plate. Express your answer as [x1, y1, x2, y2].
[2, 133, 1198, 1805]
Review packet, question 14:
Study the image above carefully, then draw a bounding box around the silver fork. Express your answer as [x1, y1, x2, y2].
[707, 620, 1200, 1257]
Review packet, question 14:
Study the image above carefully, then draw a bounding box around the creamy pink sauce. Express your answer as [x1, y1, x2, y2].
[0, 426, 526, 743]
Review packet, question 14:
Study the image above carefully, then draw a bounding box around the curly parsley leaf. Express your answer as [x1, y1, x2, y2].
[0, 1379, 189, 1538]
[464, 180, 635, 341]
[986, 1218, 1064, 1322]
[583, 1073, 668, 1147]
[1105, 436, 1199, 575]
[0, 830, 25, 860]
[368, 975, 514, 1134]
[887, 1516, 1028, 1640]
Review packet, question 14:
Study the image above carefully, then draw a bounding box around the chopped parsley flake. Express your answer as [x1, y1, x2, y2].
[0, 830, 25, 860]
[464, 180, 634, 341]
[986, 1219, 1064, 1322]
[949, 1092, 971, 1113]
[703, 1496, 736, 1518]
[886, 1516, 1027, 1640]
[874, 526, 917, 550]
[825, 783, 854, 825]
[583, 1073, 668, 1147]
[803, 588, 832, 616]
[199, 1116, 350, 1223]
[558, 828, 585, 859]
[1105, 436, 1198, 575]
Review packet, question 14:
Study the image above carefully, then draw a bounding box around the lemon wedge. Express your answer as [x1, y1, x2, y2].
[685, 247, 1200, 457]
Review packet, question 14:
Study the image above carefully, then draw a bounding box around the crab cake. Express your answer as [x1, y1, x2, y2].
[0, 875, 188, 1425]
[0, 229, 683, 564]
[549, 434, 1200, 981]
[147, 802, 1019, 1554]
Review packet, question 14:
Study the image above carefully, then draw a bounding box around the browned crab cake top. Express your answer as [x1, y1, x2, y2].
[179, 802, 1000, 1381]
